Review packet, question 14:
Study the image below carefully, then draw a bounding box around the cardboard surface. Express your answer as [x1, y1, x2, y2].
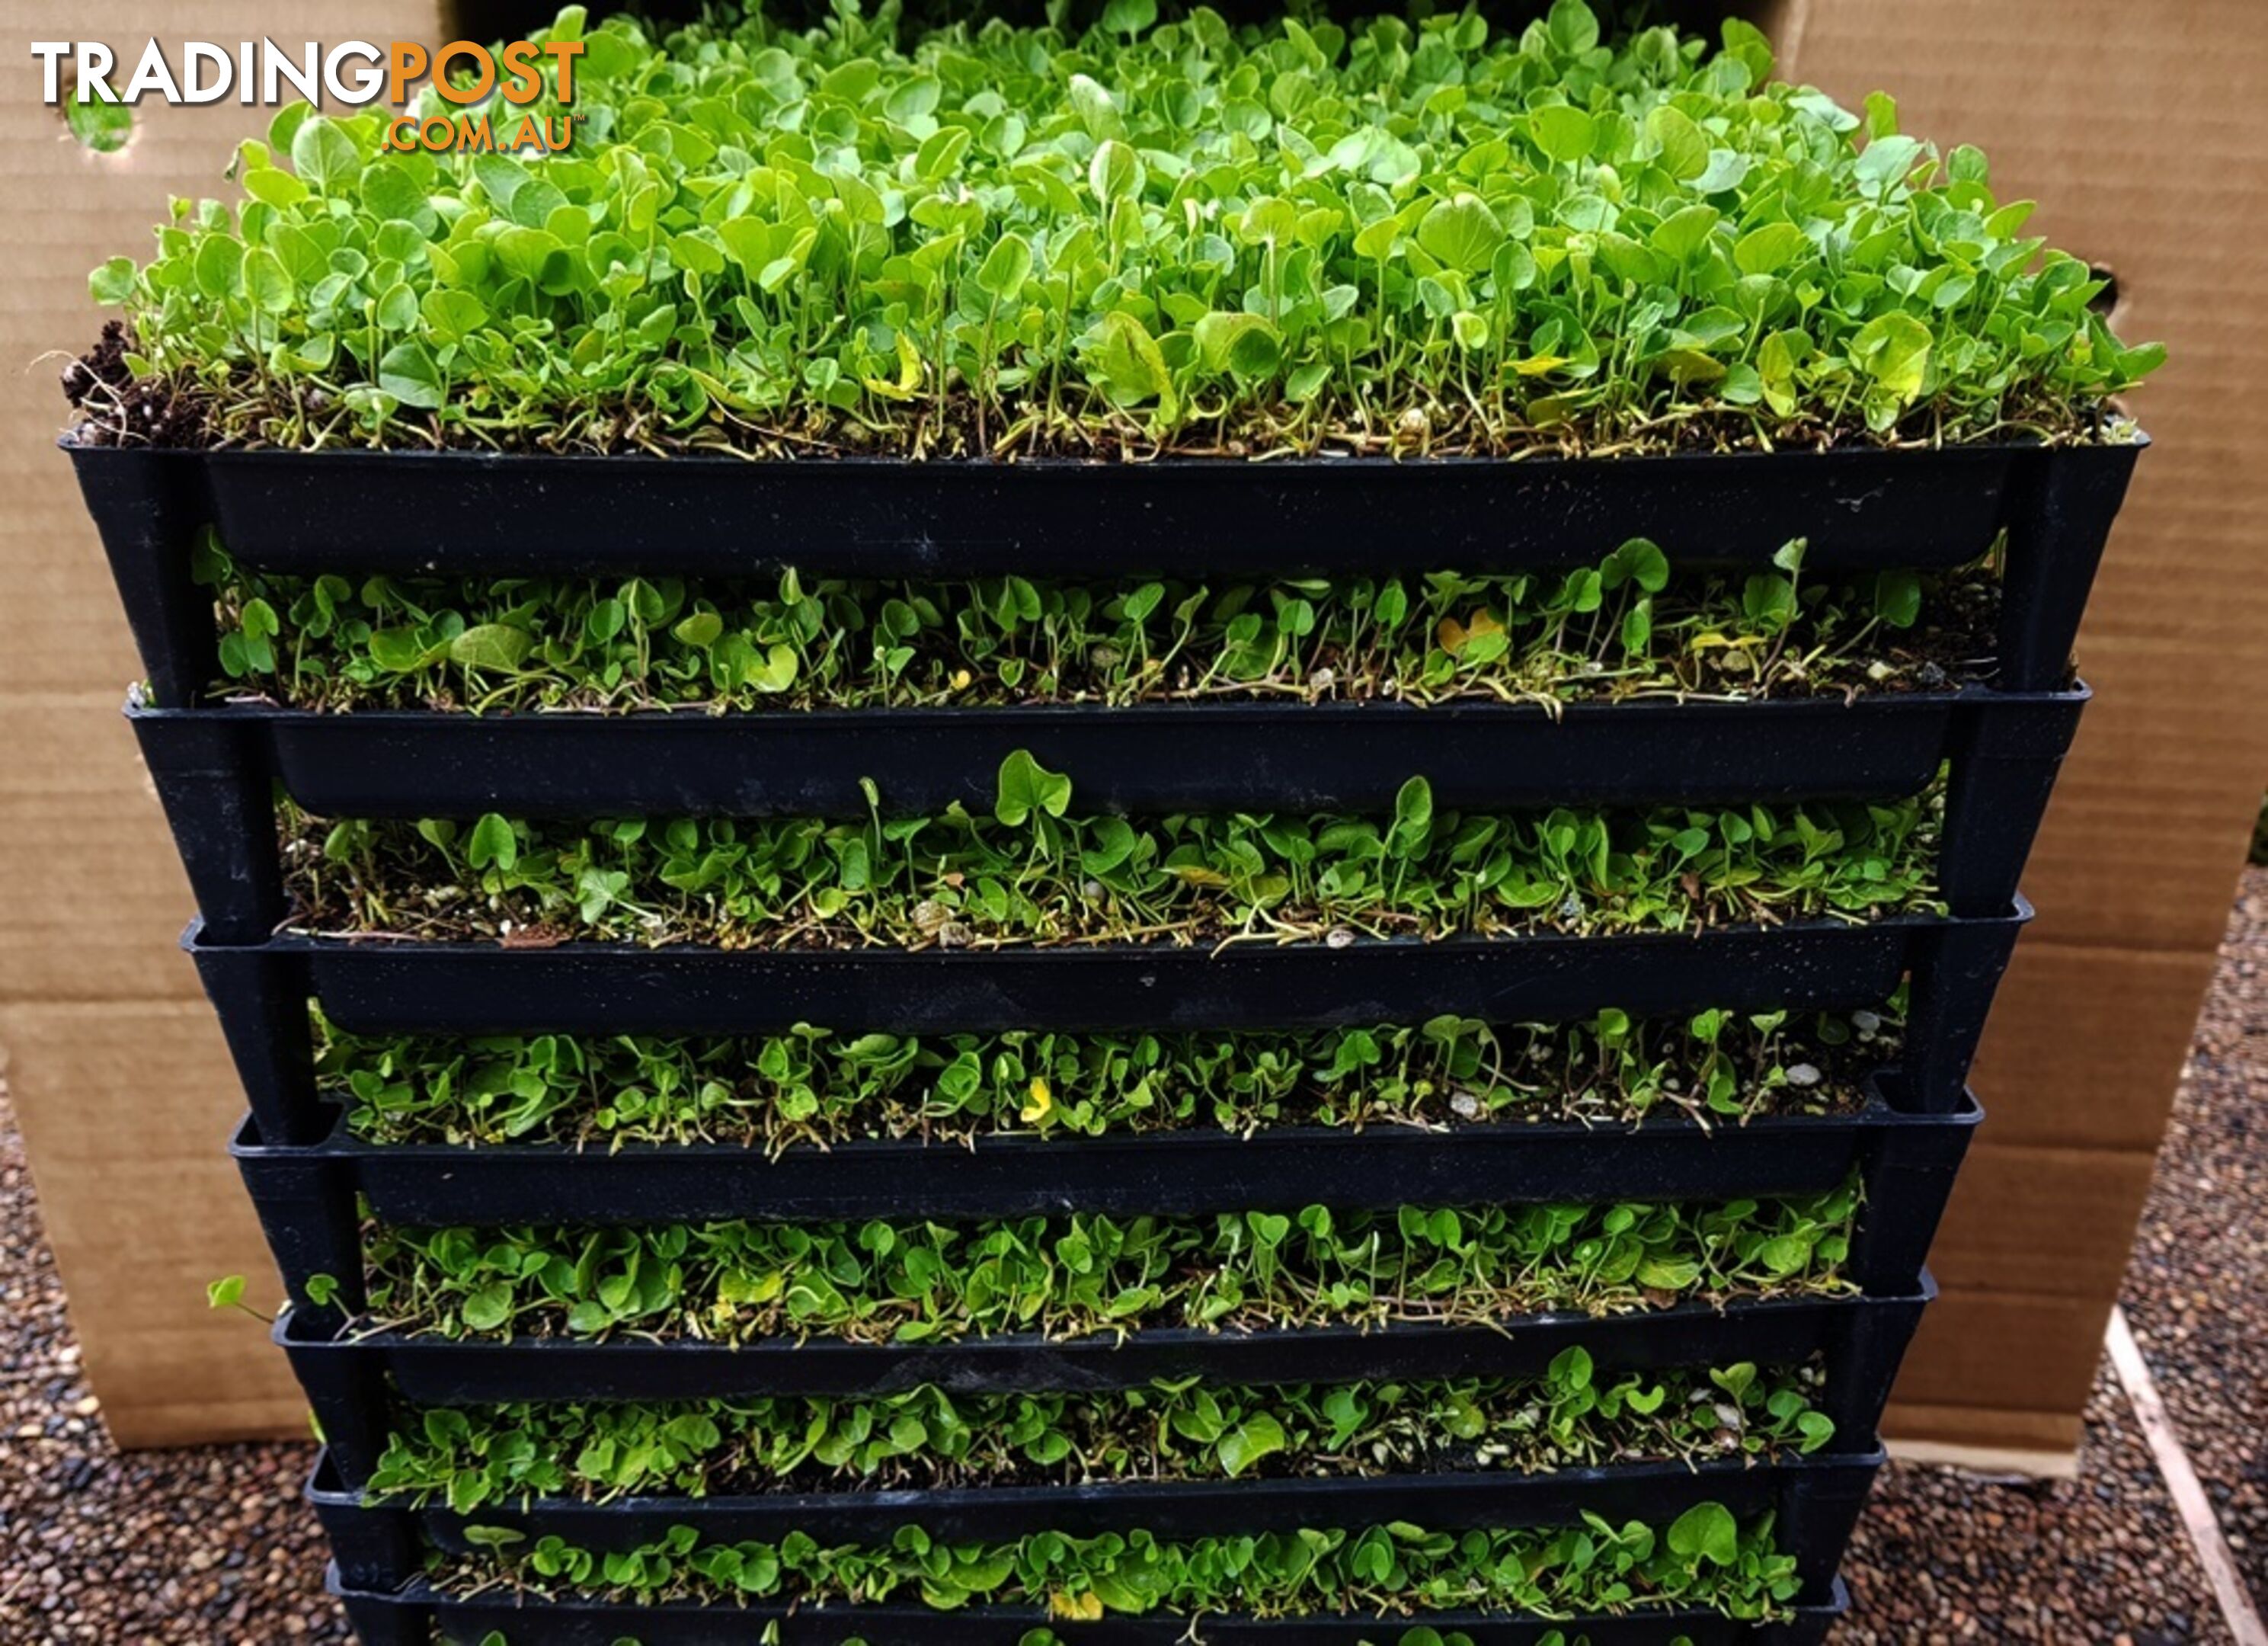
[1963, 940, 2222, 1154]
[1923, 1142, 2161, 1302]
[0, 693, 204, 1004]
[1885, 1285, 2116, 1436]
[0, 1002, 304, 1445]
[1776, 0, 2268, 1462]
[0, 0, 441, 1448]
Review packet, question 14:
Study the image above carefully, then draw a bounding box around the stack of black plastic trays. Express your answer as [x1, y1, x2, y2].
[71, 436, 2139, 1646]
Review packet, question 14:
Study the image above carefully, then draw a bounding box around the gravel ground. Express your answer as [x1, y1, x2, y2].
[1, 876, 2263, 1643]
[2122, 867, 2268, 1606]
[1842, 1368, 2231, 1643]
[0, 1103, 343, 1644]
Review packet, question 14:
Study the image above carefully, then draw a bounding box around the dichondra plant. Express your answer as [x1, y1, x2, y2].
[75, 2, 2159, 456]
[292, 756, 1940, 947]
[80, 12, 2030, 1642]
[445, 1510, 1801, 1620]
[472, 1630, 1618, 1646]
[373, 1355, 1835, 1510]
[471, 1633, 1675, 1646]
[196, 530, 1993, 713]
[324, 999, 1896, 1148]
[362, 1182, 1858, 1343]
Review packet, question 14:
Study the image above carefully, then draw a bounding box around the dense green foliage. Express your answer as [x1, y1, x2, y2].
[373, 1354, 1832, 1510]
[474, 1631, 1648, 1646]
[326, 1001, 1892, 1148]
[363, 1183, 1857, 1343]
[473, 1629, 1613, 1646]
[200, 529, 1984, 713]
[294, 757, 1938, 947]
[446, 1514, 1787, 1614]
[449, 1510, 1799, 1618]
[83, 2, 2158, 456]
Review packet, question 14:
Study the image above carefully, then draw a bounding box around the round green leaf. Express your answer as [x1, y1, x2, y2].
[242, 247, 294, 315]
[1547, 0, 1601, 53]
[192, 235, 244, 302]
[673, 610, 725, 648]
[1850, 310, 1934, 400]
[976, 232, 1035, 302]
[379, 343, 445, 411]
[1088, 139, 1144, 206]
[1102, 0, 1157, 34]
[1668, 1501, 1741, 1568]
[1733, 222, 1811, 277]
[1415, 194, 1502, 274]
[449, 623, 535, 673]
[459, 1282, 514, 1332]
[88, 256, 137, 306]
[994, 748, 1074, 826]
[1192, 311, 1281, 379]
[1528, 104, 1596, 166]
[466, 813, 520, 872]
[1216, 1413, 1288, 1478]
[1649, 203, 1721, 265]
[66, 94, 133, 155]
[1645, 104, 1709, 181]
[289, 114, 359, 192]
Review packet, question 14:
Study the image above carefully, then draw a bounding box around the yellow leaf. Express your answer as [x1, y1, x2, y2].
[1020, 1077, 1054, 1124]
[862, 332, 925, 401]
[718, 1269, 784, 1306]
[950, 668, 973, 690]
[1512, 354, 1569, 376]
[1051, 1592, 1105, 1621]
[1438, 610, 1499, 658]
[1167, 865, 1232, 888]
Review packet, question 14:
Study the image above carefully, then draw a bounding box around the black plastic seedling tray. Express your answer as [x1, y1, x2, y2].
[232, 1087, 1975, 1282]
[130, 686, 2086, 943]
[309, 1445, 1880, 1594]
[237, 1087, 1967, 1472]
[190, 905, 2024, 1144]
[370, 1457, 1884, 1570]
[282, 1279, 1933, 1492]
[67, 436, 2122, 1646]
[331, 1566, 1849, 1646]
[70, 440, 2139, 703]
[136, 691, 2081, 818]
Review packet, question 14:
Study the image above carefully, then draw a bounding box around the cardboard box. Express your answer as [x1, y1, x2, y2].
[0, 1002, 302, 1445]
[3, 0, 2263, 1461]
[0, 0, 443, 1449]
[1772, 0, 2268, 1464]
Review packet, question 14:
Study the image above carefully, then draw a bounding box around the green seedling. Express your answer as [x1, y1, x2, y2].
[371, 1357, 1835, 1511]
[206, 1273, 273, 1325]
[440, 1510, 1799, 1619]
[321, 997, 1901, 1149]
[289, 758, 1940, 948]
[471, 1633, 1589, 1646]
[189, 531, 1985, 715]
[79, 5, 2158, 456]
[361, 1180, 1860, 1344]
[473, 1630, 1553, 1646]
[475, 1629, 1633, 1646]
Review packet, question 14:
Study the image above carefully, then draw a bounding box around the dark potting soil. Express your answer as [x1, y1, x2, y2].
[61, 321, 212, 450]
